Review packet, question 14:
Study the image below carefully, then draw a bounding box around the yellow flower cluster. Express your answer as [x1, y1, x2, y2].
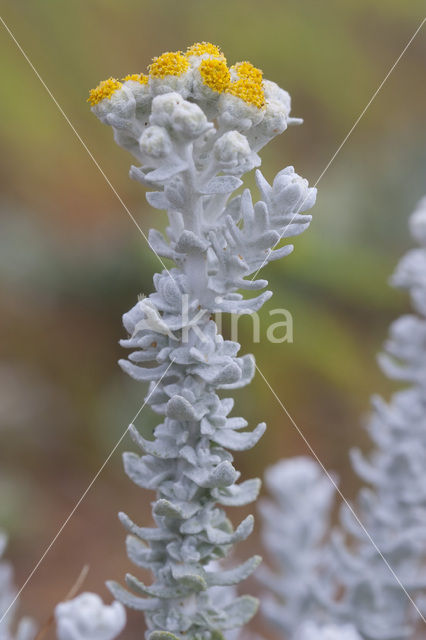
[228, 78, 265, 109]
[228, 61, 265, 108]
[88, 77, 123, 106]
[122, 73, 149, 85]
[88, 42, 265, 109]
[149, 51, 189, 79]
[233, 61, 263, 84]
[185, 42, 224, 58]
[199, 58, 231, 94]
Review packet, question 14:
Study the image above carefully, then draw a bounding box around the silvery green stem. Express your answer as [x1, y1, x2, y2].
[89, 45, 316, 640]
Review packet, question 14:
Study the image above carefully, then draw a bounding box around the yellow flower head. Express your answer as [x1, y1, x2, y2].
[186, 42, 224, 58]
[228, 78, 265, 109]
[87, 77, 122, 106]
[122, 73, 149, 85]
[227, 60, 265, 108]
[233, 61, 263, 84]
[149, 51, 189, 78]
[199, 58, 231, 94]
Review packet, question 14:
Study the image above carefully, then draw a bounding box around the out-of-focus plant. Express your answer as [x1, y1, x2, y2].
[55, 592, 126, 640]
[293, 622, 362, 640]
[258, 457, 335, 637]
[260, 197, 426, 640]
[88, 42, 316, 639]
[321, 197, 426, 639]
[0, 532, 36, 640]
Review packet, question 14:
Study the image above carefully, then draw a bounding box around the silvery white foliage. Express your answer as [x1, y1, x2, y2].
[92, 75, 315, 315]
[91, 50, 316, 640]
[0, 533, 36, 640]
[258, 458, 336, 637]
[55, 593, 126, 640]
[294, 622, 362, 640]
[322, 198, 426, 640]
[390, 196, 426, 317]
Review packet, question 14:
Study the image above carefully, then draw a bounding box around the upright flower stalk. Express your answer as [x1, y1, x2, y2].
[89, 42, 316, 639]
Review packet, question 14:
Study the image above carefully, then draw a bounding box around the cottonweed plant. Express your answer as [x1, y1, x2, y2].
[260, 197, 426, 640]
[88, 42, 316, 639]
[258, 458, 335, 638]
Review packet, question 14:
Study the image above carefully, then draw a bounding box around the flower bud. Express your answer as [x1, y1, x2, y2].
[150, 93, 209, 140]
[172, 100, 210, 139]
[271, 167, 316, 213]
[90, 83, 135, 125]
[139, 125, 172, 159]
[214, 131, 259, 175]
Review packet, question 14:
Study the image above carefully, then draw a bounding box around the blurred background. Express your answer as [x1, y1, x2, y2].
[0, 1, 425, 637]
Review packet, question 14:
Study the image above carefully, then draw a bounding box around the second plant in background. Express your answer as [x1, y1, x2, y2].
[260, 197, 426, 640]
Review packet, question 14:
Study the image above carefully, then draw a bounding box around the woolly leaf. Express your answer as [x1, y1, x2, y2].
[206, 514, 254, 545]
[220, 595, 259, 629]
[207, 556, 261, 587]
[201, 177, 242, 194]
[106, 581, 160, 611]
[214, 478, 261, 506]
[146, 191, 169, 210]
[212, 422, 266, 451]
[149, 633, 180, 640]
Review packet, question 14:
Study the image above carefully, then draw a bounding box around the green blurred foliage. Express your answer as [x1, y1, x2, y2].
[0, 2, 425, 637]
